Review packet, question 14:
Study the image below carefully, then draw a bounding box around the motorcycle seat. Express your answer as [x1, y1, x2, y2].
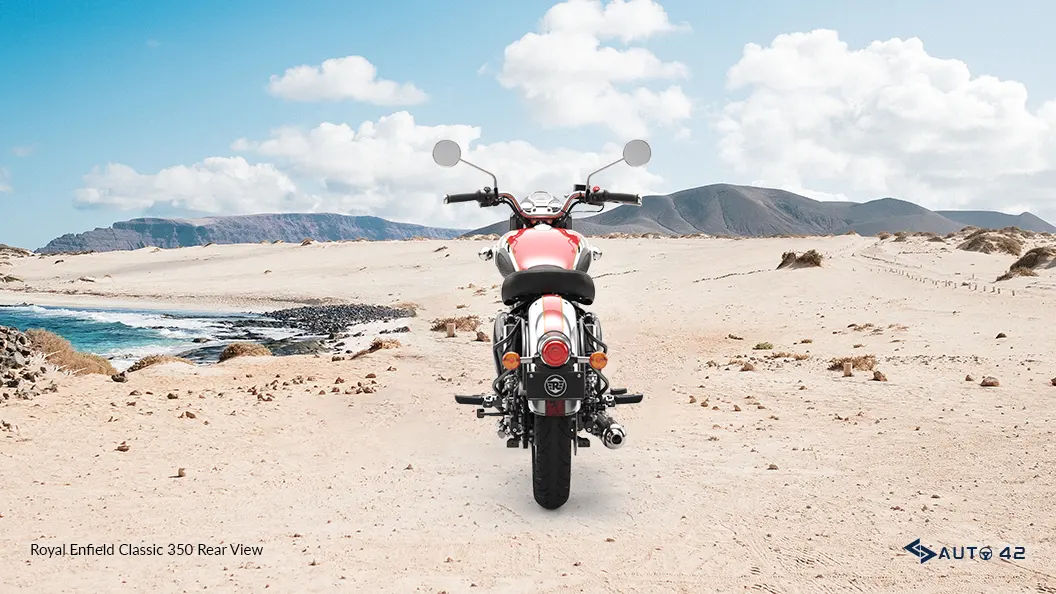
[501, 265, 595, 305]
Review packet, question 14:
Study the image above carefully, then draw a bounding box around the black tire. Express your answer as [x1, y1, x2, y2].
[531, 415, 572, 509]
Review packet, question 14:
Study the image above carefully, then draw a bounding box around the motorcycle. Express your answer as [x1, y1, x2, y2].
[432, 139, 650, 509]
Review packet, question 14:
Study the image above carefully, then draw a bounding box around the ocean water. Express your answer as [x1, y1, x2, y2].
[0, 304, 287, 365]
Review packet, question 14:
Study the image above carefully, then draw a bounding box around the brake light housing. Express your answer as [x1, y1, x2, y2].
[540, 338, 571, 367]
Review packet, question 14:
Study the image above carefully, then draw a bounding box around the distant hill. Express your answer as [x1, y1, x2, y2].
[38, 213, 466, 253]
[935, 210, 1056, 233]
[467, 184, 1055, 237]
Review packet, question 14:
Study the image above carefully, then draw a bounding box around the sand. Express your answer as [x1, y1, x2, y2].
[1, 233, 1055, 592]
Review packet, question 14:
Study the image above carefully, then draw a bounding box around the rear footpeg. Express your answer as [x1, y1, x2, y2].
[612, 393, 643, 405]
[455, 395, 486, 406]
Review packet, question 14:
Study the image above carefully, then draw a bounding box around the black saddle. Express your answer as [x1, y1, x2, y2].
[500, 265, 595, 305]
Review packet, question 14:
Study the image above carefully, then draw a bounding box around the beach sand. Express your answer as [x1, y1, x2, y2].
[1, 234, 1055, 592]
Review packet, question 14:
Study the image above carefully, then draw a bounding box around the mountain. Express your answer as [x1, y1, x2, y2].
[935, 210, 1056, 233]
[38, 213, 466, 254]
[466, 184, 1055, 237]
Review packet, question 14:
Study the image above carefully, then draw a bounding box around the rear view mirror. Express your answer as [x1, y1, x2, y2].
[432, 140, 462, 167]
[622, 139, 651, 167]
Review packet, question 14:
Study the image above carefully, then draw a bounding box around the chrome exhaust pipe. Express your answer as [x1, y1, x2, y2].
[602, 423, 626, 449]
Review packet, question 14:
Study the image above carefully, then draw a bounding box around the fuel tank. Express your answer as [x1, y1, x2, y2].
[494, 224, 591, 276]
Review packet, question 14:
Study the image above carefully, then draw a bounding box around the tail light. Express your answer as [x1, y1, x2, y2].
[540, 338, 571, 367]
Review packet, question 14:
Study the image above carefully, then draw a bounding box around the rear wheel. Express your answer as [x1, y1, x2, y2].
[531, 415, 572, 509]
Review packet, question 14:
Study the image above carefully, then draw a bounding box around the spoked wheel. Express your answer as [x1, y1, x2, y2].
[531, 415, 572, 509]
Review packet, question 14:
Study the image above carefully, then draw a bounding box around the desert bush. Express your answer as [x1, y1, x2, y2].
[753, 342, 773, 350]
[1009, 246, 1056, 270]
[828, 355, 878, 371]
[300, 238, 314, 246]
[995, 267, 1039, 282]
[218, 342, 272, 362]
[25, 328, 117, 375]
[126, 355, 193, 373]
[876, 232, 892, 240]
[893, 232, 909, 242]
[430, 315, 481, 332]
[957, 232, 1023, 256]
[777, 250, 823, 269]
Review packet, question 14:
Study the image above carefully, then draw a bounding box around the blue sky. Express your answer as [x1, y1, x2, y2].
[3, 0, 1056, 248]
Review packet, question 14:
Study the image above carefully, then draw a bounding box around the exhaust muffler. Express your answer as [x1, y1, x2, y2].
[602, 423, 626, 449]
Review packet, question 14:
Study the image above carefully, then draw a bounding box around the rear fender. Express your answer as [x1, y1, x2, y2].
[524, 295, 582, 417]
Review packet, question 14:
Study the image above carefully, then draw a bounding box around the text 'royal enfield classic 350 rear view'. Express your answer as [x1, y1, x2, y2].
[434, 139, 649, 509]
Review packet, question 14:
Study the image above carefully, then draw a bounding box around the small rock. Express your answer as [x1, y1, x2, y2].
[335, 377, 345, 384]
[980, 376, 1000, 387]
[767, 463, 779, 470]
[475, 331, 489, 342]
[604, 537, 615, 543]
[1051, 377, 1056, 387]
[331, 355, 345, 362]
[996, 332, 1007, 339]
[365, 372, 377, 379]
[404, 464, 413, 470]
[965, 375, 974, 382]
[387, 366, 397, 372]
[115, 441, 130, 452]
[166, 392, 178, 399]
[733, 404, 742, 412]
[740, 362, 755, 372]
[872, 370, 887, 382]
[176, 468, 186, 478]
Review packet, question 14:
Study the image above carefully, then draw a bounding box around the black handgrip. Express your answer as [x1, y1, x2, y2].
[455, 395, 485, 405]
[445, 191, 485, 203]
[594, 190, 640, 205]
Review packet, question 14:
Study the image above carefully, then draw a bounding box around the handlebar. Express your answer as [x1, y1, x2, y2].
[444, 191, 491, 204]
[590, 190, 640, 205]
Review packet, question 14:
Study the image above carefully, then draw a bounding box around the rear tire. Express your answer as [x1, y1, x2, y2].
[531, 415, 572, 509]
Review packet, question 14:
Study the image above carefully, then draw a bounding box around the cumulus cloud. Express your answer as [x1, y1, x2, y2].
[233, 111, 662, 227]
[499, 0, 691, 137]
[268, 55, 427, 105]
[75, 157, 302, 212]
[76, 112, 661, 229]
[717, 29, 1056, 219]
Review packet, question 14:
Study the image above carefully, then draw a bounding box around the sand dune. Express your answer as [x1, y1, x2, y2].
[2, 232, 1055, 592]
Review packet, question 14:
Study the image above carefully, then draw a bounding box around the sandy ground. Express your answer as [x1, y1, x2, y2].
[1, 235, 1055, 592]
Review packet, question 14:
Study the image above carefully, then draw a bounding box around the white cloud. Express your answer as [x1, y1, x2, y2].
[75, 157, 302, 212]
[717, 29, 1056, 219]
[0, 167, 11, 193]
[499, 0, 691, 137]
[233, 111, 662, 227]
[268, 55, 427, 105]
[75, 112, 662, 230]
[11, 145, 35, 157]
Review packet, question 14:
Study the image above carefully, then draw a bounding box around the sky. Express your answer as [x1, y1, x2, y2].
[3, 0, 1056, 249]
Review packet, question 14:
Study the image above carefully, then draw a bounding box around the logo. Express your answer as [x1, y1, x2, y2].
[905, 539, 936, 564]
[544, 375, 567, 397]
[903, 539, 1025, 564]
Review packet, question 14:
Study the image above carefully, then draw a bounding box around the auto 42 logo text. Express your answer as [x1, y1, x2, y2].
[905, 539, 1026, 564]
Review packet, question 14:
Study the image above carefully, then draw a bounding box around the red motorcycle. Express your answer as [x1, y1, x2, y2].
[433, 139, 650, 509]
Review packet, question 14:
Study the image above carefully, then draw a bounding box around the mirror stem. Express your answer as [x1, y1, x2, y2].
[585, 158, 625, 195]
[459, 158, 498, 197]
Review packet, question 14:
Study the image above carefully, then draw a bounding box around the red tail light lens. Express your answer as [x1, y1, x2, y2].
[540, 339, 570, 367]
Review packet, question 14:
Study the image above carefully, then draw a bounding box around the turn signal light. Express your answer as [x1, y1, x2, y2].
[501, 351, 521, 370]
[589, 351, 608, 370]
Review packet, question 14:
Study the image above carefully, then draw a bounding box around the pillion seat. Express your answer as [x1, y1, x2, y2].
[500, 265, 596, 305]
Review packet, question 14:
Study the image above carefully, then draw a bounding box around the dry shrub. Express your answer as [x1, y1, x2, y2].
[876, 232, 892, 240]
[430, 315, 481, 332]
[753, 342, 773, 350]
[995, 267, 1038, 282]
[799, 338, 813, 344]
[828, 355, 878, 371]
[393, 301, 421, 316]
[957, 232, 1023, 256]
[348, 337, 402, 360]
[893, 232, 909, 242]
[25, 328, 117, 375]
[777, 250, 823, 269]
[219, 342, 272, 362]
[927, 236, 946, 243]
[300, 238, 314, 246]
[1009, 246, 1056, 270]
[126, 355, 193, 373]
[768, 352, 810, 361]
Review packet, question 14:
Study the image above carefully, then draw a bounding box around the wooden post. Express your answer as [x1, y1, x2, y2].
[446, 322, 456, 338]
[843, 362, 853, 377]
